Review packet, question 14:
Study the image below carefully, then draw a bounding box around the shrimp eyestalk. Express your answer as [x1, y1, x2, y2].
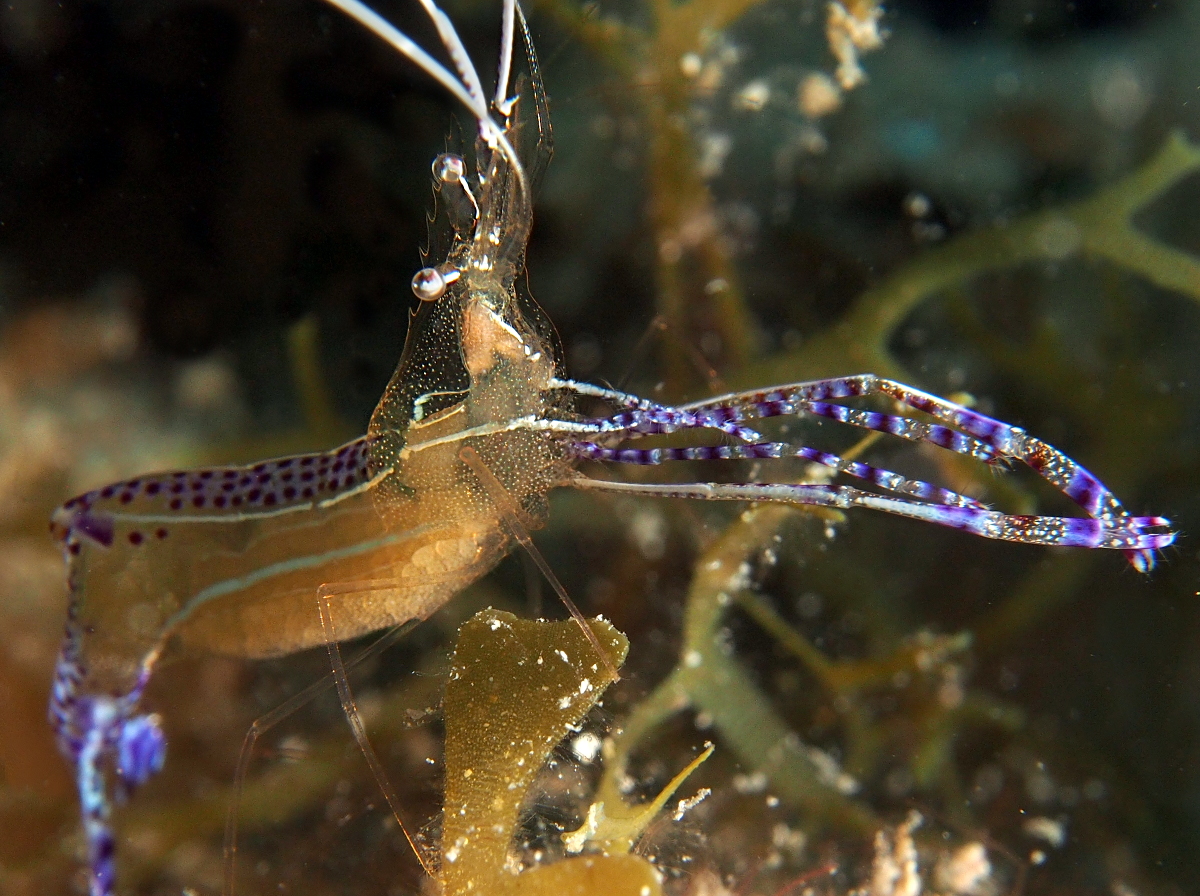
[50, 1, 1173, 894]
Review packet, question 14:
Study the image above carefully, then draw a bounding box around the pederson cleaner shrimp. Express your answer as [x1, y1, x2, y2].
[47, 1, 1175, 894]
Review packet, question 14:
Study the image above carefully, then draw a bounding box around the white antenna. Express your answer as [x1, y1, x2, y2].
[495, 0, 517, 111]
[318, 0, 528, 201]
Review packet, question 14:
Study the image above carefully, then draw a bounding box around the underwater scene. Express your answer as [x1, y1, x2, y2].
[0, 0, 1198, 894]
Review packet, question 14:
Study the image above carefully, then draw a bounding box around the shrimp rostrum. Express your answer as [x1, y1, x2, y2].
[48, 0, 1175, 893]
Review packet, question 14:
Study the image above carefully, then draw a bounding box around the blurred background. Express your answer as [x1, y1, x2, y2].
[0, 0, 1197, 893]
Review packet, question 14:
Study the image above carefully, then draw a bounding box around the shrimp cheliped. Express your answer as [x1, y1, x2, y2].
[48, 1, 1174, 893]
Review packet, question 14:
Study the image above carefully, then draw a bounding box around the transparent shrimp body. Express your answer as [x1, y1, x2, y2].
[48, 58, 563, 896]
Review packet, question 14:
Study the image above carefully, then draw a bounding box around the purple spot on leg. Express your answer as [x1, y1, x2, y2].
[1064, 471, 1103, 515]
[1059, 518, 1103, 547]
[74, 513, 114, 548]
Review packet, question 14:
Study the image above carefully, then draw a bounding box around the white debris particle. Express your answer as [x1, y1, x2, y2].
[571, 732, 602, 762]
[488, 617, 504, 631]
[697, 132, 733, 180]
[564, 802, 602, 853]
[579, 678, 593, 694]
[630, 507, 667, 559]
[732, 770, 768, 794]
[1023, 816, 1066, 848]
[806, 745, 860, 795]
[736, 79, 770, 112]
[680, 52, 702, 79]
[641, 887, 652, 896]
[1029, 849, 1046, 866]
[559, 695, 573, 709]
[771, 822, 807, 855]
[557, 649, 570, 663]
[865, 811, 922, 896]
[673, 788, 711, 820]
[798, 71, 842, 118]
[730, 562, 753, 591]
[935, 842, 992, 895]
[826, 0, 885, 91]
[684, 649, 703, 668]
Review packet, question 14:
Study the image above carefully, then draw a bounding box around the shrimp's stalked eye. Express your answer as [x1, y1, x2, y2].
[412, 265, 460, 301]
[434, 152, 466, 184]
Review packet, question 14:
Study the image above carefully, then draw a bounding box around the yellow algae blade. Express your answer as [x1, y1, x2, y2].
[506, 853, 663, 896]
[440, 608, 628, 895]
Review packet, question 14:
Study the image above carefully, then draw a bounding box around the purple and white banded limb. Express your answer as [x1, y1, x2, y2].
[558, 374, 1175, 571]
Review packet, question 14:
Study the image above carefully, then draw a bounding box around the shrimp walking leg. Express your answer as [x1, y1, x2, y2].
[570, 477, 1173, 554]
[223, 611, 419, 896]
[318, 590, 439, 877]
[568, 440, 986, 509]
[669, 374, 1166, 570]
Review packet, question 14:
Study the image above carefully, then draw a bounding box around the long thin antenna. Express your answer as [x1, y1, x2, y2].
[317, 0, 529, 206]
[413, 0, 488, 111]
[320, 0, 483, 122]
[495, 0, 517, 109]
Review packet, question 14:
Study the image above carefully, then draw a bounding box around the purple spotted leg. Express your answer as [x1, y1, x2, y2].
[570, 477, 1174, 556]
[675, 374, 1174, 570]
[51, 608, 165, 896]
